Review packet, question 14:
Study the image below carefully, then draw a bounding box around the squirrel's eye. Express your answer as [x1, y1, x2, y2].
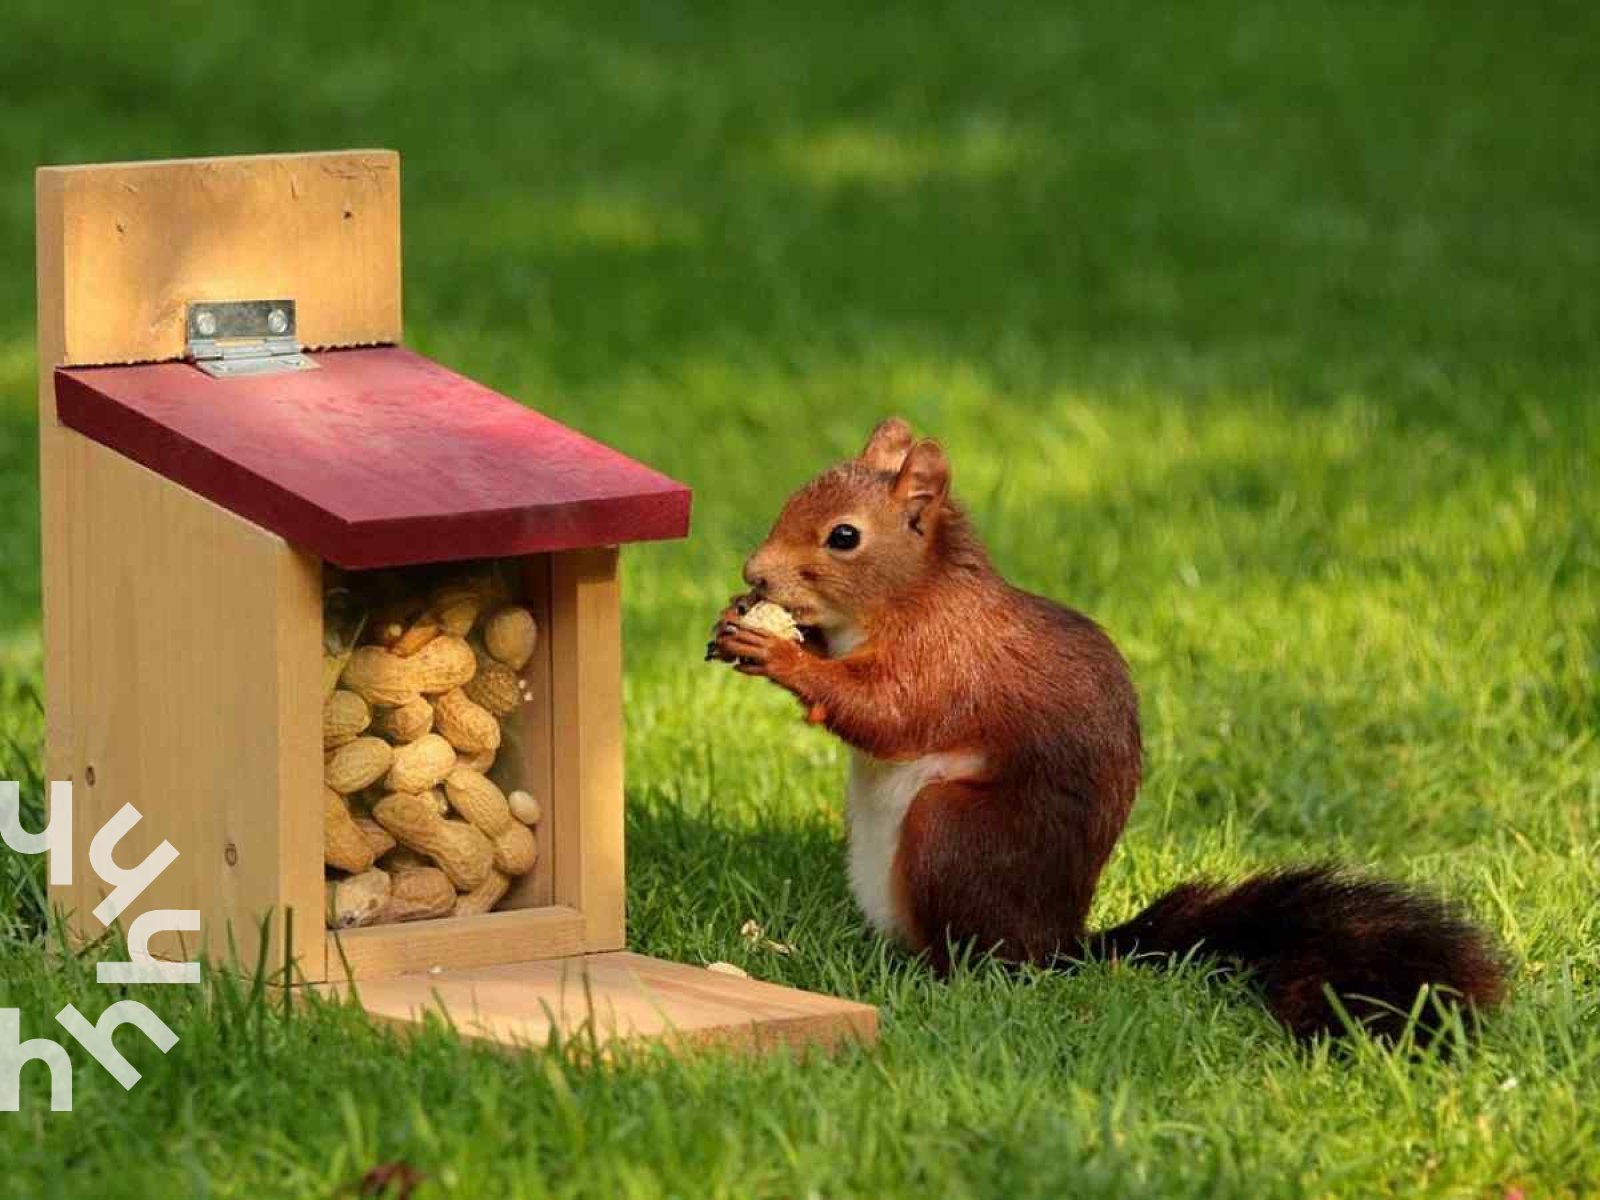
[825, 524, 861, 551]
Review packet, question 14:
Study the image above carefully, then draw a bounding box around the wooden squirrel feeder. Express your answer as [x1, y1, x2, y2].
[35, 150, 875, 1053]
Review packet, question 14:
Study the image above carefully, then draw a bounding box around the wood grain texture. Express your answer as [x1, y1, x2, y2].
[37, 150, 401, 368]
[55, 348, 693, 569]
[45, 440, 324, 975]
[327, 906, 587, 980]
[549, 548, 627, 951]
[36, 166, 72, 790]
[318, 952, 879, 1054]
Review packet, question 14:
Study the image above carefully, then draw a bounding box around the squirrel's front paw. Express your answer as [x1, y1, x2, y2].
[704, 594, 758, 661]
[712, 626, 803, 679]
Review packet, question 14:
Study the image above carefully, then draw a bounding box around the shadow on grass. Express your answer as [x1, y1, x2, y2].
[623, 780, 867, 986]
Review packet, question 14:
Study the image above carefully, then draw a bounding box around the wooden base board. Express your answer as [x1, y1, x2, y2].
[326, 906, 590, 981]
[314, 952, 878, 1055]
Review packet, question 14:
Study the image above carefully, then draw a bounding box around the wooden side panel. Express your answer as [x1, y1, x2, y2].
[549, 548, 626, 951]
[327, 907, 586, 980]
[319, 952, 879, 1055]
[36, 167, 72, 789]
[38, 150, 401, 369]
[47, 439, 324, 977]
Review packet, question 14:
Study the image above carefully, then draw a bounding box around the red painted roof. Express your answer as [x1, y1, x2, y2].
[55, 346, 691, 569]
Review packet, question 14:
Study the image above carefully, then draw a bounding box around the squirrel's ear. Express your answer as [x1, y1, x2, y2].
[892, 439, 950, 532]
[859, 417, 916, 473]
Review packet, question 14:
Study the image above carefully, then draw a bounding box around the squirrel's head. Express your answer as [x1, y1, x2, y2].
[743, 417, 975, 645]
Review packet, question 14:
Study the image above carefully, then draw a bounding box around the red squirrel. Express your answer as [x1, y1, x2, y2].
[710, 417, 1506, 1039]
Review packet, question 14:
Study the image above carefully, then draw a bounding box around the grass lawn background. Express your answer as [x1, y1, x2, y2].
[1, 2, 1596, 1196]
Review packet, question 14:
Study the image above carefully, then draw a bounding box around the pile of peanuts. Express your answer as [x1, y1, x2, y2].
[321, 570, 543, 928]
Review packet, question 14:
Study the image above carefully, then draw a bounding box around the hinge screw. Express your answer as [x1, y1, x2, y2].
[266, 308, 289, 335]
[194, 311, 218, 337]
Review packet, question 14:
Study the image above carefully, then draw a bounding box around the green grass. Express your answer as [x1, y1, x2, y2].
[2, 1, 1598, 1196]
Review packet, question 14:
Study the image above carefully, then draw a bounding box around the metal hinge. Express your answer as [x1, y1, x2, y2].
[186, 300, 318, 378]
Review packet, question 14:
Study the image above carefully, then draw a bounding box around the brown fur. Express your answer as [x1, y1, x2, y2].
[711, 418, 1507, 1038]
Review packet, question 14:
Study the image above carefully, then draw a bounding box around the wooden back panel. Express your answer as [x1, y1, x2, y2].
[36, 149, 400, 377]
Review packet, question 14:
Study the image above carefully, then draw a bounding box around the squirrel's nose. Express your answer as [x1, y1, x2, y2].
[742, 556, 768, 594]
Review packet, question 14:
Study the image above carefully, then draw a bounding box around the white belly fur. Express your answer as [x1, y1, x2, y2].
[846, 750, 985, 941]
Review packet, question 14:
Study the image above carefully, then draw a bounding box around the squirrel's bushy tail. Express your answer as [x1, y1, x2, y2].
[1080, 865, 1507, 1041]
